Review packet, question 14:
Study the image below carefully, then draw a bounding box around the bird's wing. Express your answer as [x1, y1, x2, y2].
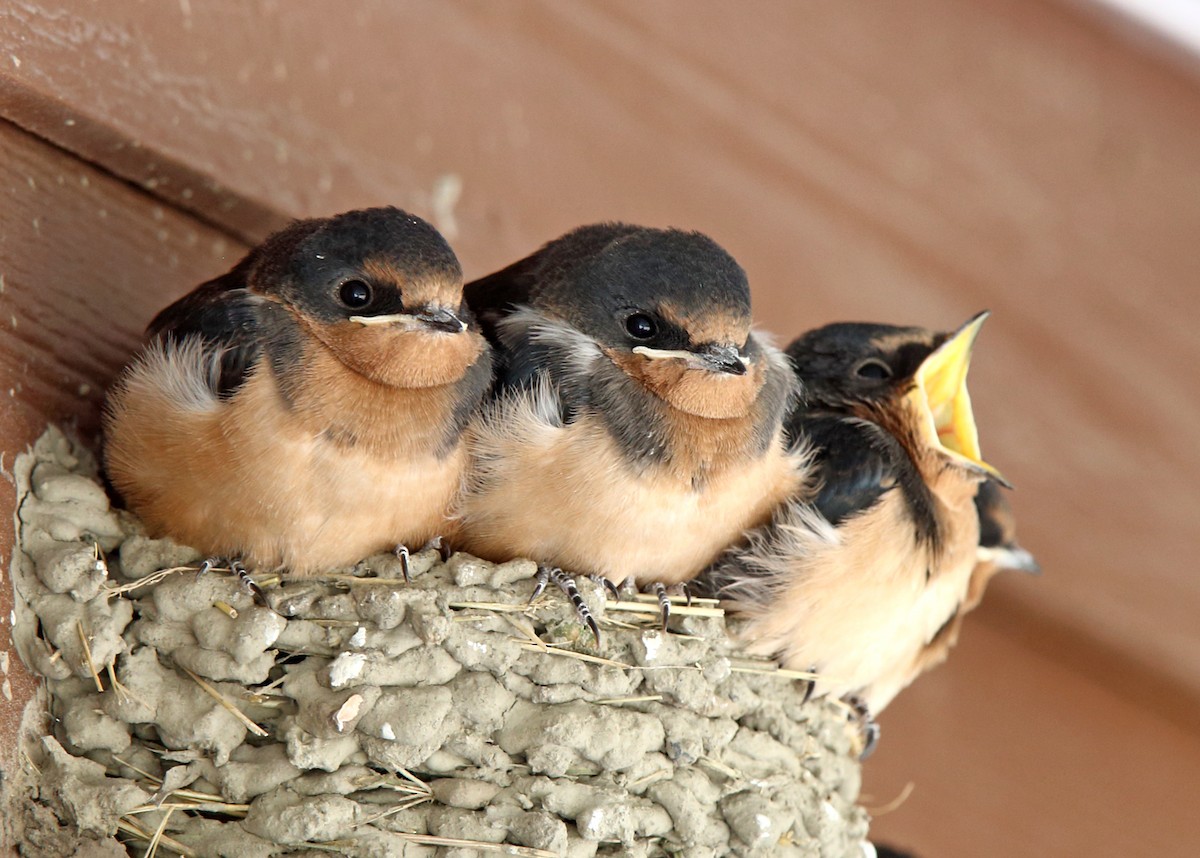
[147, 267, 265, 399]
[797, 414, 906, 527]
[489, 310, 601, 425]
[462, 255, 540, 346]
[974, 478, 1040, 573]
[466, 257, 599, 424]
[974, 477, 1016, 550]
[463, 257, 556, 400]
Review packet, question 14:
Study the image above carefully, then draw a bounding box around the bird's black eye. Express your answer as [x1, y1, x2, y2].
[855, 358, 892, 380]
[624, 313, 658, 340]
[337, 279, 372, 309]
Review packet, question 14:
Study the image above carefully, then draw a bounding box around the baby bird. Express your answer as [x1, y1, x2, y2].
[972, 476, 1041, 603]
[702, 313, 1017, 718]
[457, 223, 804, 630]
[104, 207, 492, 574]
[903, 478, 1041, 680]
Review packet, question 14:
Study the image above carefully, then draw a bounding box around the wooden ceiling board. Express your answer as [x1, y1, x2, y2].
[0, 119, 247, 805]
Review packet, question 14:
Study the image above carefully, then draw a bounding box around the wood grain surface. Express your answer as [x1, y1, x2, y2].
[0, 119, 247, 819]
[1, 1, 1196, 855]
[864, 617, 1200, 857]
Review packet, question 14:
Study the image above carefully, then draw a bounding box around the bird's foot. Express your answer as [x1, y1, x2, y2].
[423, 535, 453, 562]
[196, 557, 220, 577]
[197, 557, 267, 607]
[648, 582, 671, 631]
[392, 536, 451, 583]
[657, 580, 696, 628]
[230, 559, 269, 607]
[393, 545, 412, 583]
[843, 694, 880, 760]
[608, 577, 690, 630]
[800, 665, 819, 705]
[530, 565, 601, 645]
[645, 581, 691, 630]
[590, 575, 621, 601]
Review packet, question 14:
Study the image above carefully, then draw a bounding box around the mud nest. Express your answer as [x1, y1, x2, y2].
[9, 428, 872, 857]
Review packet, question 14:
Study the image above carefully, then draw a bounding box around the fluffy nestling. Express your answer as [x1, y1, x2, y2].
[701, 314, 1024, 717]
[456, 223, 805, 616]
[104, 207, 492, 573]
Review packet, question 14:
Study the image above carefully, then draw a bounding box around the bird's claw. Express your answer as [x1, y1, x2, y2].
[590, 575, 621, 601]
[645, 581, 689, 630]
[197, 557, 267, 607]
[229, 559, 268, 608]
[650, 582, 670, 631]
[394, 536, 452, 584]
[604, 578, 689, 631]
[393, 544, 412, 584]
[424, 535, 452, 562]
[844, 695, 880, 759]
[801, 665, 818, 705]
[535, 566, 601, 645]
[529, 565, 550, 604]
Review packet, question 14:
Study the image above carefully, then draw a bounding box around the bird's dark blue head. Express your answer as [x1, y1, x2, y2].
[466, 222, 781, 418]
[541, 224, 776, 418]
[786, 315, 1006, 484]
[246, 207, 466, 329]
[245, 207, 484, 389]
[785, 322, 944, 408]
[524, 223, 758, 373]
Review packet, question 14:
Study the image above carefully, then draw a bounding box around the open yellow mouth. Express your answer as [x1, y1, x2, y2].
[907, 311, 1010, 486]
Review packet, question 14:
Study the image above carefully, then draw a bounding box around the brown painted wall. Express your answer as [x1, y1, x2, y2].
[1, 2, 1196, 855]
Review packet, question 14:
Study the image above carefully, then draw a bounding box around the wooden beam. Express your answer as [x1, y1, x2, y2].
[0, 119, 249, 790]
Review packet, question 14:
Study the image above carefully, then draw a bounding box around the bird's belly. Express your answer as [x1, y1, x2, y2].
[740, 492, 977, 712]
[795, 556, 969, 712]
[460, 416, 798, 582]
[274, 442, 464, 572]
[106, 368, 463, 573]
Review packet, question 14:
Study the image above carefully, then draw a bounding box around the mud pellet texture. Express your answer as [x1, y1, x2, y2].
[9, 428, 874, 857]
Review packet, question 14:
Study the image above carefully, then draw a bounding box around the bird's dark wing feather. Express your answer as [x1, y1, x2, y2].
[464, 257, 553, 404]
[486, 327, 593, 426]
[974, 478, 1014, 550]
[973, 477, 1040, 572]
[797, 414, 905, 526]
[147, 268, 264, 398]
[463, 256, 539, 346]
[491, 331, 552, 396]
[798, 413, 939, 544]
[465, 259, 593, 423]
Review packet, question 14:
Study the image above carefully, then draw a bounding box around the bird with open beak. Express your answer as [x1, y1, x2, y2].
[104, 207, 493, 574]
[699, 313, 1034, 744]
[457, 223, 805, 638]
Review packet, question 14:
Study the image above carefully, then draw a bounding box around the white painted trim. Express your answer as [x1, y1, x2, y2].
[1094, 0, 1200, 56]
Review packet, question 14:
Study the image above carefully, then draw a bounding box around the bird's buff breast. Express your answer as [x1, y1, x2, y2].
[459, 411, 802, 583]
[106, 364, 464, 573]
[739, 490, 979, 712]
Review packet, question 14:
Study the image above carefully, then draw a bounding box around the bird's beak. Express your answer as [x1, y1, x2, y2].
[632, 343, 748, 375]
[908, 311, 1010, 486]
[349, 306, 467, 333]
[977, 543, 1042, 575]
[412, 306, 468, 334]
[697, 343, 748, 375]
